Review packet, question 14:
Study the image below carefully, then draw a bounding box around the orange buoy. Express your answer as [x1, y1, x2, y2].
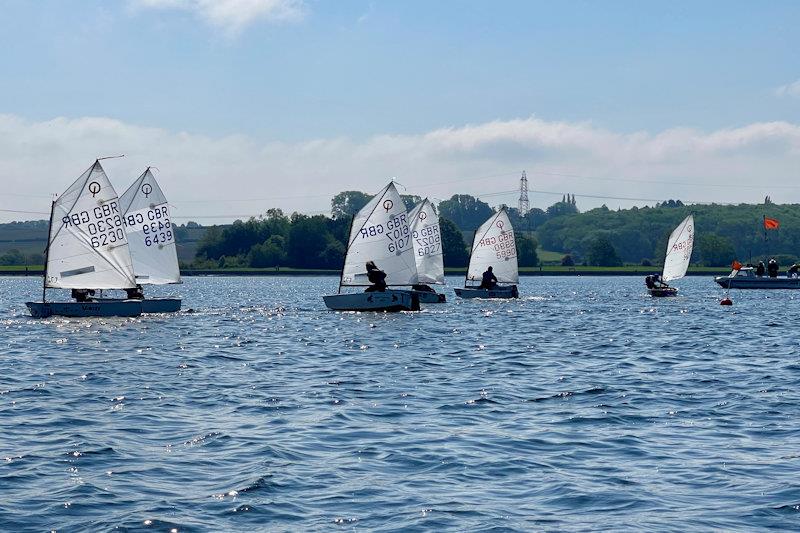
[720, 297, 733, 306]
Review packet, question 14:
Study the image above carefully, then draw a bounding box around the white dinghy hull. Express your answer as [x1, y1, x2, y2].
[454, 285, 519, 299]
[26, 300, 143, 318]
[323, 290, 420, 312]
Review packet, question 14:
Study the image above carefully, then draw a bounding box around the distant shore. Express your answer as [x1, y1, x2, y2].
[0, 266, 732, 277]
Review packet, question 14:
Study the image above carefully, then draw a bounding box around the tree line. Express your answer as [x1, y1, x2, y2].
[3, 192, 796, 270]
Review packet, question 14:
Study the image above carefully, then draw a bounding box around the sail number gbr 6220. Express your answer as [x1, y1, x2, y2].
[359, 213, 411, 253]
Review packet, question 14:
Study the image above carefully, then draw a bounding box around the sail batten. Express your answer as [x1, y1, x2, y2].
[466, 208, 518, 284]
[341, 182, 418, 287]
[118, 168, 181, 285]
[408, 199, 445, 285]
[45, 161, 137, 289]
[662, 214, 694, 282]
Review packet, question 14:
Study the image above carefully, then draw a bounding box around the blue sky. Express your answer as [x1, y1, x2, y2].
[1, 1, 799, 220]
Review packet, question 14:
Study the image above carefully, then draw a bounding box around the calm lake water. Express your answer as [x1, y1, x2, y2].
[1, 275, 799, 531]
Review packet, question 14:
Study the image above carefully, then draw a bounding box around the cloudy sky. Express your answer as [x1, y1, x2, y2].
[1, 0, 799, 222]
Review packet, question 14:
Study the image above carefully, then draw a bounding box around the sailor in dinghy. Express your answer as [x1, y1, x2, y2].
[646, 214, 694, 297]
[408, 198, 446, 303]
[26, 159, 143, 318]
[454, 207, 519, 299]
[323, 181, 421, 312]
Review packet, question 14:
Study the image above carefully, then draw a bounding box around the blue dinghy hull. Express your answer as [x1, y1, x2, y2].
[454, 285, 519, 299]
[26, 300, 143, 318]
[323, 289, 420, 311]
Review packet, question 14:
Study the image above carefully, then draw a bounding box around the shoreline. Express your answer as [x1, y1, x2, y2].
[0, 268, 732, 277]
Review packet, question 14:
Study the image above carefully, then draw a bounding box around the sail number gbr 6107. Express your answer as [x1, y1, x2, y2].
[124, 205, 174, 247]
[479, 230, 517, 260]
[359, 213, 411, 253]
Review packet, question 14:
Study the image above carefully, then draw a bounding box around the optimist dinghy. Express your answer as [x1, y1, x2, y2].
[454, 207, 519, 299]
[408, 199, 446, 303]
[115, 168, 182, 313]
[26, 159, 143, 318]
[645, 214, 694, 297]
[323, 182, 420, 311]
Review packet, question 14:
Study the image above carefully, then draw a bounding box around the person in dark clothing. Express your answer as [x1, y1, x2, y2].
[125, 285, 144, 300]
[788, 264, 800, 278]
[364, 261, 387, 292]
[756, 261, 765, 277]
[71, 289, 95, 302]
[479, 266, 498, 290]
[768, 258, 779, 278]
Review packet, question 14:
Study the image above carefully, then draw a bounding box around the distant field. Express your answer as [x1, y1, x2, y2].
[537, 248, 564, 264]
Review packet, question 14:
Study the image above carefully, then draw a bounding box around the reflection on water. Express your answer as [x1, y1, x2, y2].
[1, 275, 799, 530]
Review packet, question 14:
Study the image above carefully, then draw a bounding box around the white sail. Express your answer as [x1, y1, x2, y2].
[118, 168, 181, 285]
[662, 214, 694, 282]
[45, 160, 137, 289]
[408, 199, 445, 285]
[466, 208, 518, 284]
[341, 182, 418, 287]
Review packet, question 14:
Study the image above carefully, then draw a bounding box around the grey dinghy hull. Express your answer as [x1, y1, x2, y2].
[26, 300, 143, 318]
[324, 290, 420, 311]
[648, 287, 678, 297]
[412, 290, 446, 303]
[97, 297, 182, 313]
[454, 285, 519, 299]
[715, 276, 800, 289]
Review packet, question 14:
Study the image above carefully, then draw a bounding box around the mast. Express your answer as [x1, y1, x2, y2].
[41, 200, 56, 303]
[337, 215, 355, 294]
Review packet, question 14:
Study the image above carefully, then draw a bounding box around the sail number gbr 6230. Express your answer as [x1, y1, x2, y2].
[61, 201, 126, 249]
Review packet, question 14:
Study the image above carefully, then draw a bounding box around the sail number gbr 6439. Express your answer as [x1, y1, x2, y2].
[359, 213, 411, 253]
[123, 205, 174, 247]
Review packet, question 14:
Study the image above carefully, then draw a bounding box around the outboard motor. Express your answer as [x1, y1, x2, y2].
[645, 275, 655, 289]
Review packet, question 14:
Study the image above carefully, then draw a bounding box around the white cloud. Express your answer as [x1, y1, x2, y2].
[775, 79, 800, 98]
[133, 0, 306, 34]
[2, 114, 800, 222]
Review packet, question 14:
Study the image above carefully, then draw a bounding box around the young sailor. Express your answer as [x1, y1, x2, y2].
[479, 266, 498, 290]
[364, 261, 387, 292]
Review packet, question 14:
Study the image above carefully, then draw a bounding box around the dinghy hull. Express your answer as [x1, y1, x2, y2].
[140, 298, 182, 313]
[323, 290, 420, 311]
[648, 287, 678, 297]
[26, 300, 142, 318]
[96, 297, 182, 313]
[454, 285, 519, 299]
[412, 290, 446, 303]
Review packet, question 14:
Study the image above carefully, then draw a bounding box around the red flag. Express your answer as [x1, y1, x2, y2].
[764, 217, 780, 230]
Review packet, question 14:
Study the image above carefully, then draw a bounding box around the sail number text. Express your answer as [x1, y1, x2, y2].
[479, 230, 517, 260]
[359, 214, 411, 253]
[61, 201, 126, 249]
[413, 223, 441, 256]
[124, 206, 174, 247]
